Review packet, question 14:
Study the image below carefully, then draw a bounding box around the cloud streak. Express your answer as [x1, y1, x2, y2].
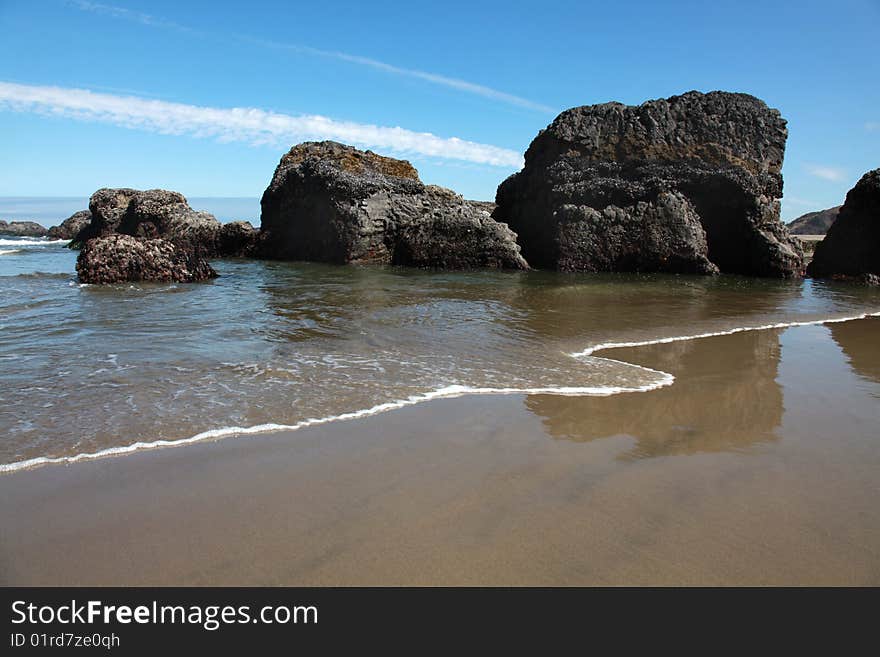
[0, 81, 524, 167]
[805, 164, 847, 182]
[68, 1, 553, 114]
[68, 1, 195, 33]
[243, 37, 556, 114]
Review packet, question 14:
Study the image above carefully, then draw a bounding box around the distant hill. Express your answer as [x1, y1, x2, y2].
[787, 206, 841, 235]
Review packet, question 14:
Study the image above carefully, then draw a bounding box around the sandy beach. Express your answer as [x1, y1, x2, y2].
[2, 318, 878, 586]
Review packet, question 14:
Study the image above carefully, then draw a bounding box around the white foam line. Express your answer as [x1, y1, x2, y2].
[0, 376, 674, 474]
[3, 311, 878, 475]
[570, 311, 880, 357]
[0, 238, 70, 247]
[0, 249, 21, 255]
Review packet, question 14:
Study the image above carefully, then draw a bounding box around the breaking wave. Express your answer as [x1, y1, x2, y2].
[3, 310, 878, 475]
[0, 238, 69, 247]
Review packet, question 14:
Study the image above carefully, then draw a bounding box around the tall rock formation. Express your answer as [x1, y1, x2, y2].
[807, 169, 880, 283]
[494, 91, 804, 277]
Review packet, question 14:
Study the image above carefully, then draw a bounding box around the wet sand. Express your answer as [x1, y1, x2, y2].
[1, 319, 878, 585]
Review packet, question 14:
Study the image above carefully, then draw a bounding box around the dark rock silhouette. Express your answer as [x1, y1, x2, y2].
[259, 141, 528, 270]
[217, 220, 261, 257]
[807, 169, 880, 283]
[0, 220, 48, 237]
[48, 210, 92, 240]
[494, 91, 803, 277]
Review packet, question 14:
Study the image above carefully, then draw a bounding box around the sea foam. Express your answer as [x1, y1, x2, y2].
[570, 310, 880, 357]
[0, 238, 70, 247]
[2, 311, 879, 475]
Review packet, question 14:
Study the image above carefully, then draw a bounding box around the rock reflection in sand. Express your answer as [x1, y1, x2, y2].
[525, 329, 784, 459]
[830, 317, 880, 386]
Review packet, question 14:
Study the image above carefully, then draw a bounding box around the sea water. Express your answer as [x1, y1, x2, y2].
[1, 235, 879, 471]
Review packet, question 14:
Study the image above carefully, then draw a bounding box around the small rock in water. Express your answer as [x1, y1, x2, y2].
[48, 210, 92, 240]
[71, 188, 258, 256]
[0, 220, 49, 237]
[76, 234, 217, 284]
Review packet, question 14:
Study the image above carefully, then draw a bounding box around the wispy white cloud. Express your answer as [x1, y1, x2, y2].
[866, 121, 880, 132]
[243, 37, 555, 114]
[67, 1, 195, 33]
[68, 1, 553, 114]
[804, 164, 847, 182]
[0, 81, 524, 167]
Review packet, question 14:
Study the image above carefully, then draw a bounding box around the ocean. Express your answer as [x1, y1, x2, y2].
[0, 196, 262, 226]
[1, 233, 879, 473]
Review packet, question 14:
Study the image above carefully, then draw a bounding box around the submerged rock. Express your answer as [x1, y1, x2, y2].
[0, 220, 48, 237]
[71, 188, 257, 256]
[807, 169, 880, 282]
[76, 234, 217, 284]
[494, 90, 804, 277]
[259, 141, 528, 270]
[48, 210, 92, 240]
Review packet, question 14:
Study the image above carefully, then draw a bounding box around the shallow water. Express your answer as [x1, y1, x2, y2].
[1, 236, 879, 470]
[3, 319, 878, 585]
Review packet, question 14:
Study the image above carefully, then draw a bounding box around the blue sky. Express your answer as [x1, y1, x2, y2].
[0, 0, 878, 219]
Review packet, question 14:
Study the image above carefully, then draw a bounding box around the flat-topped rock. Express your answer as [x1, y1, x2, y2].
[0, 220, 48, 237]
[271, 139, 420, 181]
[259, 141, 528, 270]
[494, 91, 804, 277]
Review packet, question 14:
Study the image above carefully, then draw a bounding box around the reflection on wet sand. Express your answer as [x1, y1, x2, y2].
[526, 328, 783, 459]
[507, 273, 806, 348]
[830, 317, 880, 385]
[2, 320, 879, 585]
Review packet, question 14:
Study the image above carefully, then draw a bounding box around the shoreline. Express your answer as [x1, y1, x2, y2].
[2, 317, 878, 585]
[2, 309, 878, 476]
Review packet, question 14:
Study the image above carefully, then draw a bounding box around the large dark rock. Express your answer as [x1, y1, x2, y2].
[259, 141, 528, 270]
[76, 234, 217, 284]
[807, 169, 880, 282]
[0, 220, 48, 237]
[71, 188, 257, 256]
[787, 206, 840, 235]
[494, 91, 804, 277]
[48, 210, 92, 240]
